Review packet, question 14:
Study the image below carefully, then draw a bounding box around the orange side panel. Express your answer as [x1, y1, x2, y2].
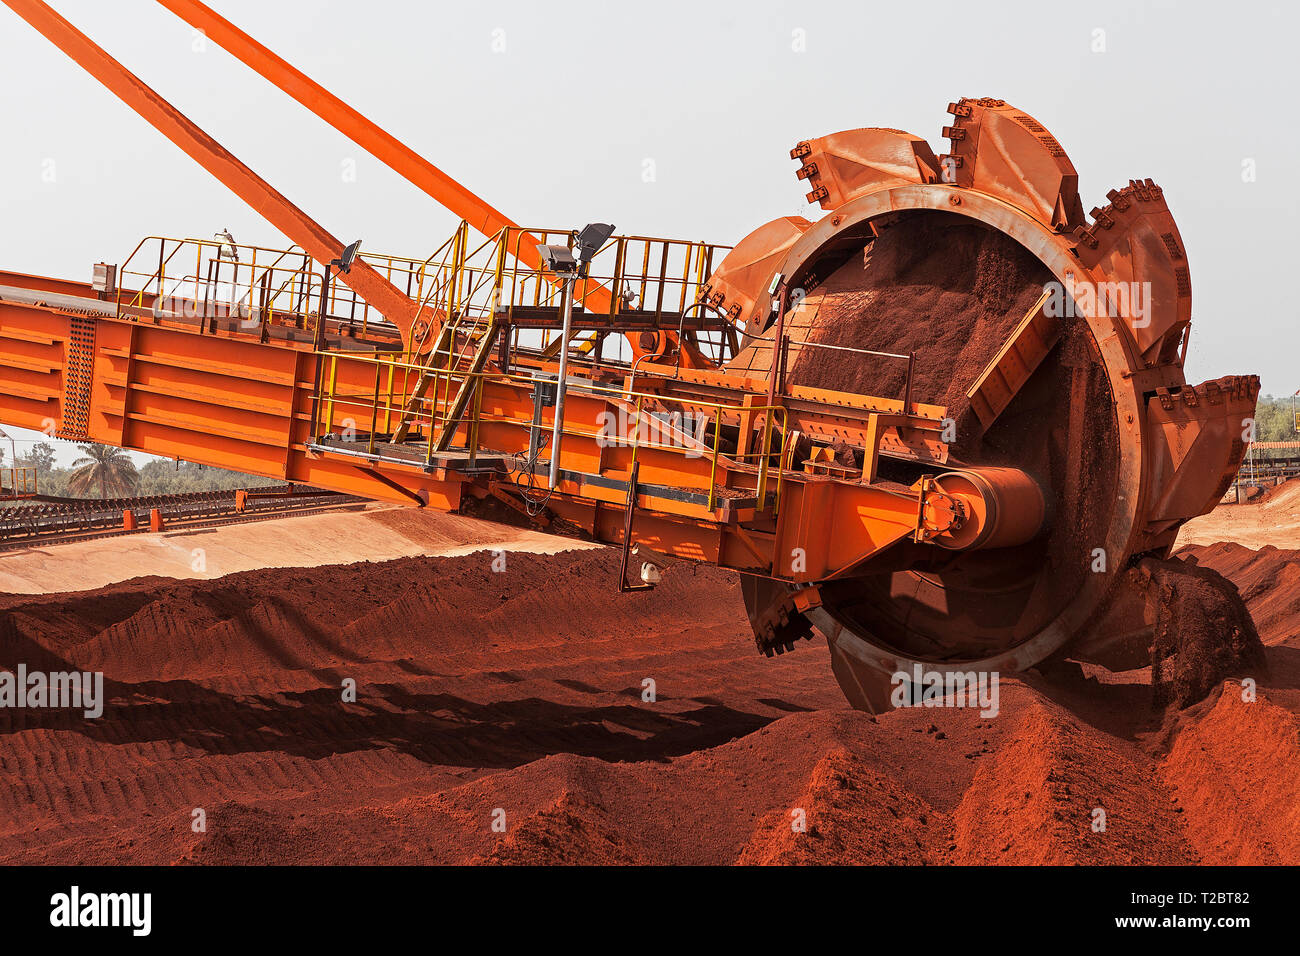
[0, 300, 461, 508]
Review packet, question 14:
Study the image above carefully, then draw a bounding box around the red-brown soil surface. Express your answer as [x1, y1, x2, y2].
[0, 510, 1296, 865]
[0, 503, 586, 595]
[1176, 477, 1300, 550]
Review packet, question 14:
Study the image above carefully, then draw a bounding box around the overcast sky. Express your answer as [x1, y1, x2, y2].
[1, 0, 1295, 463]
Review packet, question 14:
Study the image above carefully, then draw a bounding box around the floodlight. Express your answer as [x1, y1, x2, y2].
[574, 222, 615, 262]
[215, 228, 239, 262]
[540, 243, 578, 274]
[335, 239, 363, 274]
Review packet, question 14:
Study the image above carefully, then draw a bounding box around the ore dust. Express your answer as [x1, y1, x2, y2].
[0, 496, 1294, 865]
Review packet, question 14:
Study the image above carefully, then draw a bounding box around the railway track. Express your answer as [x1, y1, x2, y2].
[0, 485, 366, 550]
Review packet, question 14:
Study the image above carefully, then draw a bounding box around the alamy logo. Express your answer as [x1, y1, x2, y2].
[1043, 277, 1153, 328]
[50, 886, 151, 936]
[151, 288, 253, 324]
[890, 664, 1000, 717]
[0, 665, 104, 718]
[595, 408, 709, 457]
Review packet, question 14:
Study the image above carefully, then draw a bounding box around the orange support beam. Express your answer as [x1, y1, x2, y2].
[2, 0, 419, 344]
[154, 0, 614, 317]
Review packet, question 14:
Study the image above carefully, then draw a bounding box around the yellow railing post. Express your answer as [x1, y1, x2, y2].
[324, 355, 338, 433]
[425, 376, 437, 462]
[611, 237, 626, 318]
[383, 357, 395, 434]
[629, 395, 642, 472]
[468, 370, 484, 465]
[757, 407, 773, 502]
[708, 401, 722, 512]
[678, 240, 691, 314]
[774, 412, 793, 516]
[367, 360, 381, 455]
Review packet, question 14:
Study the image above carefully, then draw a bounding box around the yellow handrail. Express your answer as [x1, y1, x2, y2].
[315, 349, 788, 515]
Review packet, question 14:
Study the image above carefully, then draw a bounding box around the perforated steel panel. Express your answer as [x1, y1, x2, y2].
[58, 315, 95, 439]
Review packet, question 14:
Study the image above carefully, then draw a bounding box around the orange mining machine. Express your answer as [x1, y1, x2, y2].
[0, 1, 1259, 710]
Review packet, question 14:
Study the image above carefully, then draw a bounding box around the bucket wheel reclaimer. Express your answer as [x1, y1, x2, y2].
[709, 97, 1259, 711]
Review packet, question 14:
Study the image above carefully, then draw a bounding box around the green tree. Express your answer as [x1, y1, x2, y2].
[134, 458, 278, 494]
[1252, 395, 1298, 443]
[67, 444, 140, 499]
[20, 441, 56, 477]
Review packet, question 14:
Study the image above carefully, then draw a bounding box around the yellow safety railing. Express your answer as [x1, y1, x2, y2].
[112, 225, 732, 365]
[313, 350, 789, 515]
[1, 466, 38, 497]
[491, 227, 726, 319]
[406, 222, 509, 369]
[115, 236, 326, 331]
[408, 223, 732, 359]
[113, 235, 436, 339]
[320, 247, 430, 338]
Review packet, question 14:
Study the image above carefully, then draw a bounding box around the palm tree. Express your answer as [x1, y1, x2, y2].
[68, 444, 139, 499]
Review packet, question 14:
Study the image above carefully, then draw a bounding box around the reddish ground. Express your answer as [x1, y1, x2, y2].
[0, 510, 1296, 865]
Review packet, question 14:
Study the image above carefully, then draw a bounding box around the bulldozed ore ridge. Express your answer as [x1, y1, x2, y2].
[0, 532, 1295, 865]
[1144, 557, 1267, 710]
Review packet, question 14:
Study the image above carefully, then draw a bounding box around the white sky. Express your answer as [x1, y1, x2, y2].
[1, 0, 1296, 465]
